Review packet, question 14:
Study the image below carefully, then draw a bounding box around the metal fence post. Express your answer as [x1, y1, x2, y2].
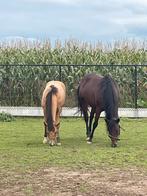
[134, 65, 138, 109]
[59, 64, 62, 81]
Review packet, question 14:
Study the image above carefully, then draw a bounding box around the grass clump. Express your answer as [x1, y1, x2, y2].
[0, 112, 15, 122]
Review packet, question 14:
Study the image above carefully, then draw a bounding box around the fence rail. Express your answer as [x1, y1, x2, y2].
[1, 107, 147, 118]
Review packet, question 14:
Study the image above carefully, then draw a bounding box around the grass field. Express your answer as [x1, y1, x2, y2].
[0, 117, 147, 195]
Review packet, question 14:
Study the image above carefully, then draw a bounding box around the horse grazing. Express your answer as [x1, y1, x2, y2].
[77, 73, 120, 147]
[41, 81, 66, 146]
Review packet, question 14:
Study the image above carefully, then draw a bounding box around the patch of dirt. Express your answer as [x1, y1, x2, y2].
[0, 167, 147, 196]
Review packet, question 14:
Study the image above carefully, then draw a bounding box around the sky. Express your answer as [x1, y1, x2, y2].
[0, 0, 147, 45]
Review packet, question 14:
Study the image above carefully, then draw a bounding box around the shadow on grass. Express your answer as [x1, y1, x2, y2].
[20, 136, 110, 149]
[5, 131, 123, 150]
[60, 135, 112, 149]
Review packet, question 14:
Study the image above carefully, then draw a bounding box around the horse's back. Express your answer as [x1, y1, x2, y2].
[79, 73, 103, 107]
[79, 74, 103, 95]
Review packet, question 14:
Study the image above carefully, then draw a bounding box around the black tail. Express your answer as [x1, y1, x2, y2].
[102, 75, 117, 119]
[46, 85, 58, 132]
[77, 85, 83, 115]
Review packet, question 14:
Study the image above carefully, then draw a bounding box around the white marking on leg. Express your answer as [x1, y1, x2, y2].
[43, 137, 48, 144]
[86, 137, 90, 141]
[87, 141, 92, 144]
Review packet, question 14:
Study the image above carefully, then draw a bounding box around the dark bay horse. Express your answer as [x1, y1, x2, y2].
[41, 81, 66, 146]
[77, 73, 120, 147]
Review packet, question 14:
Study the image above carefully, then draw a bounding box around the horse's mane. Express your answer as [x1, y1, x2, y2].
[102, 75, 118, 120]
[46, 85, 58, 132]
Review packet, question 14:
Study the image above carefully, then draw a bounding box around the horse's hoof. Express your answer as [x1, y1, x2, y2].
[43, 137, 48, 144]
[57, 142, 61, 146]
[87, 141, 92, 144]
[86, 137, 90, 141]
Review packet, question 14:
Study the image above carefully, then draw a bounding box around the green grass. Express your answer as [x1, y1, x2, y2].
[0, 117, 147, 173]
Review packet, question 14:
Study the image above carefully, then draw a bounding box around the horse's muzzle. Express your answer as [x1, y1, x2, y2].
[49, 140, 56, 146]
[111, 143, 117, 147]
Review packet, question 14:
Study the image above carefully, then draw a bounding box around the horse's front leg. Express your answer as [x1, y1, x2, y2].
[56, 122, 61, 145]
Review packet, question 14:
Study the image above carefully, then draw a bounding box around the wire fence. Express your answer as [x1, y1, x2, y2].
[0, 64, 147, 109]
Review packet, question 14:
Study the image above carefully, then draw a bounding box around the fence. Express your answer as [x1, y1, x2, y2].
[0, 64, 147, 117]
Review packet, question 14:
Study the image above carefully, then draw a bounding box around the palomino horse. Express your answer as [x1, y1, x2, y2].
[41, 81, 66, 146]
[77, 73, 120, 147]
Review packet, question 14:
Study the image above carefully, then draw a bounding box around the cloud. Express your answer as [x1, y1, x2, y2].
[23, 0, 80, 6]
[0, 0, 147, 43]
[1, 36, 38, 42]
[114, 15, 147, 26]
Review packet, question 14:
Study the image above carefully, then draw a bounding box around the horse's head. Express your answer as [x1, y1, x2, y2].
[48, 127, 57, 146]
[44, 122, 58, 146]
[105, 118, 120, 147]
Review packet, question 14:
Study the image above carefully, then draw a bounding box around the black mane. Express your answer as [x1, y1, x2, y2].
[102, 75, 118, 120]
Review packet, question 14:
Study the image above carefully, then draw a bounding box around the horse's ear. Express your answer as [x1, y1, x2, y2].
[105, 118, 109, 123]
[116, 118, 120, 123]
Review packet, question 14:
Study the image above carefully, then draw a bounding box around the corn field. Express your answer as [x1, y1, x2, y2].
[0, 39, 147, 107]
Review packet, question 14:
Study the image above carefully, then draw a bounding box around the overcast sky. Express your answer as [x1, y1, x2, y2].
[0, 0, 147, 44]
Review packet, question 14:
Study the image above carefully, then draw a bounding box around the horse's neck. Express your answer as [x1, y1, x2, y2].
[105, 105, 118, 119]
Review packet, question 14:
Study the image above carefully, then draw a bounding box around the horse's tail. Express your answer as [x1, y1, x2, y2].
[46, 85, 58, 132]
[77, 85, 83, 115]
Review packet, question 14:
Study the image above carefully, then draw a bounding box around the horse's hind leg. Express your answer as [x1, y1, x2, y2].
[82, 106, 89, 139]
[43, 121, 48, 144]
[56, 108, 61, 145]
[88, 107, 95, 140]
[42, 107, 48, 144]
[89, 110, 101, 142]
